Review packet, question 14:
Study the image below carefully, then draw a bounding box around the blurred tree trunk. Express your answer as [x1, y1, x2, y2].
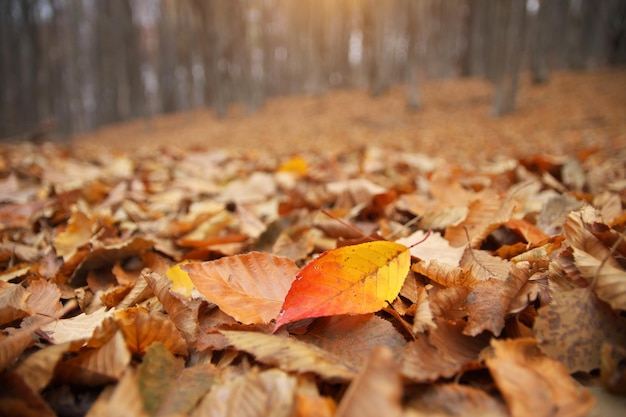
[491, 0, 527, 117]
[405, 0, 431, 111]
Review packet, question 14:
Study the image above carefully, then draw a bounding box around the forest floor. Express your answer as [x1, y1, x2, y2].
[1, 69, 626, 417]
[72, 69, 626, 165]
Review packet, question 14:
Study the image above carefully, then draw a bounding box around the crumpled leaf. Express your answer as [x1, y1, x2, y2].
[295, 314, 406, 369]
[137, 342, 215, 417]
[486, 338, 595, 417]
[407, 383, 509, 417]
[335, 346, 402, 417]
[194, 367, 296, 417]
[183, 252, 298, 325]
[534, 288, 626, 373]
[401, 319, 488, 382]
[221, 330, 358, 381]
[114, 307, 188, 357]
[0, 282, 31, 326]
[274, 241, 410, 332]
[573, 247, 626, 311]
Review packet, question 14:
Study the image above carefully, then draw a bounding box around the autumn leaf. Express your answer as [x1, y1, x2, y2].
[273, 241, 411, 332]
[221, 330, 358, 381]
[486, 338, 595, 417]
[533, 288, 626, 373]
[183, 252, 298, 325]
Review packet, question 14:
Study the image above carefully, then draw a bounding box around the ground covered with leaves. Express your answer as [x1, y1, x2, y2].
[1, 70, 626, 417]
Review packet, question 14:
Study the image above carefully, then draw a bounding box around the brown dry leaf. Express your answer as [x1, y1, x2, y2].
[221, 330, 358, 381]
[445, 194, 515, 248]
[411, 285, 437, 333]
[137, 342, 216, 417]
[55, 329, 131, 386]
[573, 248, 626, 310]
[412, 260, 474, 287]
[15, 342, 71, 393]
[40, 307, 111, 344]
[406, 383, 509, 417]
[0, 370, 56, 417]
[86, 368, 148, 417]
[459, 247, 511, 282]
[335, 346, 402, 417]
[114, 307, 188, 357]
[24, 279, 63, 317]
[0, 281, 32, 326]
[401, 319, 488, 382]
[292, 377, 336, 417]
[193, 367, 296, 417]
[53, 207, 96, 261]
[143, 271, 201, 343]
[183, 252, 298, 324]
[463, 262, 529, 336]
[486, 338, 595, 417]
[295, 314, 406, 369]
[534, 288, 626, 373]
[398, 230, 465, 265]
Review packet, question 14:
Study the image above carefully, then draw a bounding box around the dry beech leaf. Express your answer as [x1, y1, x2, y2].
[25, 280, 63, 317]
[86, 368, 148, 417]
[292, 377, 337, 417]
[407, 383, 509, 417]
[274, 241, 411, 332]
[114, 307, 188, 357]
[398, 230, 464, 266]
[459, 248, 510, 282]
[573, 247, 626, 310]
[0, 370, 56, 417]
[0, 282, 31, 326]
[335, 346, 402, 417]
[401, 319, 488, 382]
[137, 342, 215, 417]
[55, 330, 130, 386]
[295, 314, 406, 369]
[486, 338, 595, 417]
[40, 307, 111, 344]
[412, 260, 474, 287]
[15, 342, 71, 393]
[445, 194, 515, 248]
[411, 285, 437, 333]
[194, 367, 296, 417]
[143, 271, 201, 343]
[463, 263, 529, 336]
[534, 288, 626, 373]
[221, 330, 358, 381]
[183, 252, 298, 325]
[53, 208, 95, 261]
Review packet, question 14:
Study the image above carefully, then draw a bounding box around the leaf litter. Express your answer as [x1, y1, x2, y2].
[1, 73, 626, 416]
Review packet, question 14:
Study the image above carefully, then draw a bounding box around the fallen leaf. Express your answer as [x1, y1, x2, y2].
[114, 307, 188, 357]
[407, 383, 509, 417]
[221, 330, 358, 381]
[194, 367, 296, 417]
[335, 346, 402, 417]
[137, 342, 215, 417]
[573, 247, 626, 310]
[183, 252, 298, 325]
[534, 288, 626, 373]
[486, 338, 595, 417]
[401, 319, 488, 382]
[274, 241, 410, 332]
[295, 314, 406, 369]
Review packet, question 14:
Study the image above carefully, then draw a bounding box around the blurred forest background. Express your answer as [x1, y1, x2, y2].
[1, 0, 625, 141]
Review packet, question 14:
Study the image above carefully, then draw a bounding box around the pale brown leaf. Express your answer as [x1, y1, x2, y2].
[486, 338, 595, 417]
[335, 346, 402, 417]
[407, 383, 509, 417]
[534, 288, 626, 373]
[221, 330, 358, 381]
[184, 252, 298, 324]
[0, 282, 31, 326]
[573, 247, 626, 310]
[114, 307, 188, 357]
[86, 368, 148, 417]
[401, 319, 488, 382]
